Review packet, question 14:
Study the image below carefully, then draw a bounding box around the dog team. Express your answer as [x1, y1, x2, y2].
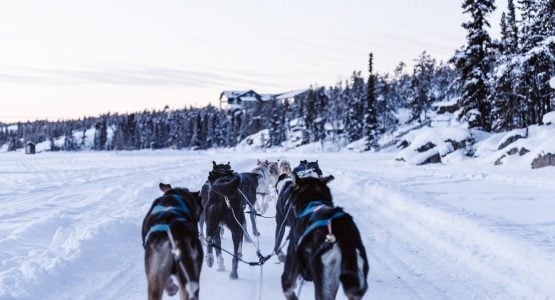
[141, 159, 369, 300]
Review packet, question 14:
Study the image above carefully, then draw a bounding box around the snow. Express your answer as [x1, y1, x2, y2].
[259, 94, 276, 101]
[1, 150, 554, 299]
[394, 108, 412, 125]
[543, 111, 555, 125]
[395, 127, 470, 163]
[4, 124, 19, 132]
[275, 89, 309, 100]
[236, 129, 272, 150]
[220, 91, 249, 99]
[475, 125, 555, 167]
[550, 76, 555, 89]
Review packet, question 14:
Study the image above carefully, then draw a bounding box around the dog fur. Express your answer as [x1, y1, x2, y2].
[252, 159, 279, 214]
[203, 163, 259, 279]
[274, 160, 323, 261]
[281, 175, 369, 300]
[142, 183, 204, 300]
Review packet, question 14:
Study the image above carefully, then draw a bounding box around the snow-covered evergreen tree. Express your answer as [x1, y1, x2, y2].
[94, 119, 108, 150]
[409, 51, 437, 123]
[517, 0, 554, 125]
[345, 71, 366, 142]
[364, 53, 379, 150]
[376, 74, 399, 133]
[63, 129, 79, 151]
[455, 0, 496, 131]
[269, 103, 286, 147]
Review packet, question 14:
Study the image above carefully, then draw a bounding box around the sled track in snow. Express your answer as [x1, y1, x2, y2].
[328, 164, 555, 299]
[1, 151, 554, 299]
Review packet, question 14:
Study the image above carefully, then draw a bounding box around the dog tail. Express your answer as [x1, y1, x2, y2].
[333, 214, 369, 299]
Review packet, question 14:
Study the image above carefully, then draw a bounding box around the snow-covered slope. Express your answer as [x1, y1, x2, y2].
[1, 150, 554, 299]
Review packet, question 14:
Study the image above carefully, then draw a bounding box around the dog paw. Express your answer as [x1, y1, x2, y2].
[278, 253, 286, 263]
[165, 280, 179, 296]
[229, 272, 238, 279]
[206, 254, 214, 268]
[217, 256, 225, 271]
[254, 231, 260, 237]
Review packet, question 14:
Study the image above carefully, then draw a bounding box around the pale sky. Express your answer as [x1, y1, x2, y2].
[0, 0, 506, 123]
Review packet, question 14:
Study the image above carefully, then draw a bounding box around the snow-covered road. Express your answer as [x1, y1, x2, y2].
[1, 150, 554, 299]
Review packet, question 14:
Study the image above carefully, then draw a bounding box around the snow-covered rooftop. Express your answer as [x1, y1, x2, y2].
[259, 94, 276, 101]
[220, 90, 250, 99]
[276, 89, 309, 100]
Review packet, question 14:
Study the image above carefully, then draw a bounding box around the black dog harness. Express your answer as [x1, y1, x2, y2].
[294, 201, 346, 251]
[143, 194, 192, 247]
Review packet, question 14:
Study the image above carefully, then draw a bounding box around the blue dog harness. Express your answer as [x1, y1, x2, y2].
[143, 194, 192, 247]
[295, 201, 346, 250]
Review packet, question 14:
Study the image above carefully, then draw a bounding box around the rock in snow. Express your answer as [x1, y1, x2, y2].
[531, 153, 555, 169]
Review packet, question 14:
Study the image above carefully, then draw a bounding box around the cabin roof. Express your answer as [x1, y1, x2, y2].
[276, 89, 310, 100]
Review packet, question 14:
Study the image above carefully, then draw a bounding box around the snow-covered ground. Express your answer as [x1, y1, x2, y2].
[1, 150, 554, 299]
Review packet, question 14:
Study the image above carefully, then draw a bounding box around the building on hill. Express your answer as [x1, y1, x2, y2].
[25, 142, 35, 154]
[275, 89, 310, 105]
[219, 90, 261, 110]
[219, 89, 309, 110]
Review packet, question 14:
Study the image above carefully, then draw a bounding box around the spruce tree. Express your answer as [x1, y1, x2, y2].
[517, 0, 554, 125]
[345, 71, 365, 142]
[63, 129, 78, 151]
[364, 53, 378, 150]
[456, 0, 496, 131]
[505, 0, 519, 54]
[493, 0, 523, 130]
[94, 120, 108, 150]
[409, 51, 436, 123]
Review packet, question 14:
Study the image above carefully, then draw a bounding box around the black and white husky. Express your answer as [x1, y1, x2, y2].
[281, 174, 369, 300]
[142, 183, 204, 300]
[274, 160, 323, 261]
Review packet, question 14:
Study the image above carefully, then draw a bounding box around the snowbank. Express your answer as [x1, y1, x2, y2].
[543, 111, 555, 125]
[475, 126, 555, 168]
[394, 127, 471, 164]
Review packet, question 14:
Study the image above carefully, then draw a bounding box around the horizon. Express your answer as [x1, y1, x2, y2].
[0, 0, 506, 123]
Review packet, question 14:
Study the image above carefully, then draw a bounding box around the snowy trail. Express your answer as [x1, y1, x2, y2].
[0, 151, 554, 299]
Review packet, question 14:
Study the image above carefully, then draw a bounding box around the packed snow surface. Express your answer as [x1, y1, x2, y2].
[1, 150, 554, 299]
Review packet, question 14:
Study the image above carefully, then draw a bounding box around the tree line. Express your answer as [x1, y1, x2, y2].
[1, 0, 553, 152]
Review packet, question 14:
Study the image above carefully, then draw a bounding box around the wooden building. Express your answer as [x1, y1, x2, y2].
[219, 89, 309, 110]
[25, 142, 36, 154]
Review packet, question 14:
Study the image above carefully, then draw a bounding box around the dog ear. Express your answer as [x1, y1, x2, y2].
[191, 191, 203, 217]
[322, 175, 334, 184]
[213, 161, 217, 167]
[227, 161, 230, 166]
[191, 191, 201, 205]
[292, 172, 301, 186]
[159, 183, 172, 192]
